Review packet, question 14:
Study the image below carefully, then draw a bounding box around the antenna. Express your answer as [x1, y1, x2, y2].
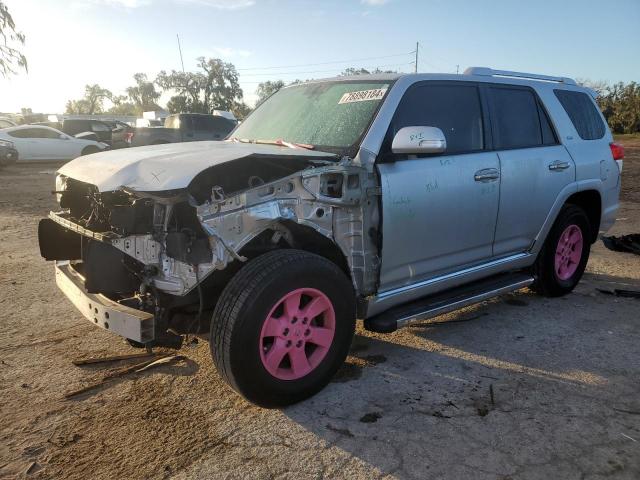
[176, 34, 185, 73]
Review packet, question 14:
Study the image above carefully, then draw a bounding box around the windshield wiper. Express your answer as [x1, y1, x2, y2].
[228, 137, 315, 150]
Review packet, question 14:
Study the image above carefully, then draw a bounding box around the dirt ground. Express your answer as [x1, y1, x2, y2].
[1, 140, 639, 480]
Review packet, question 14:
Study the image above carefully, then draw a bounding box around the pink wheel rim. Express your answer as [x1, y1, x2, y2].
[554, 224, 583, 280]
[259, 288, 335, 381]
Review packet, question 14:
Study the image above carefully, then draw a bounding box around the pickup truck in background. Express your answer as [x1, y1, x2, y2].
[130, 113, 237, 147]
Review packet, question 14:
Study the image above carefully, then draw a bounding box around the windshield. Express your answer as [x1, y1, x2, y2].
[232, 81, 392, 154]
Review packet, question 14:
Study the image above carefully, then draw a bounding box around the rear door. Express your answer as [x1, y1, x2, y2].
[377, 82, 501, 291]
[488, 85, 575, 256]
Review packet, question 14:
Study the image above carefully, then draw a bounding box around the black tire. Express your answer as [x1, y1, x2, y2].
[81, 146, 100, 156]
[531, 204, 591, 297]
[210, 249, 356, 407]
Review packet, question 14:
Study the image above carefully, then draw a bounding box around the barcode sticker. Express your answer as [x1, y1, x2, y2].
[338, 88, 388, 104]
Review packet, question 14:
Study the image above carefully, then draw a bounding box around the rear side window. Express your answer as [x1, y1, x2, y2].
[554, 90, 605, 140]
[490, 87, 545, 149]
[391, 84, 484, 154]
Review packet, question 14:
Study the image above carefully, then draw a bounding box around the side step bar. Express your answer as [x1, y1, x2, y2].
[364, 272, 534, 333]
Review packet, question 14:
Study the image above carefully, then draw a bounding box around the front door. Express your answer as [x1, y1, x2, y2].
[377, 82, 500, 292]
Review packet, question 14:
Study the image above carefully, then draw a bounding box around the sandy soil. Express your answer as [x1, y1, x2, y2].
[0, 143, 639, 480]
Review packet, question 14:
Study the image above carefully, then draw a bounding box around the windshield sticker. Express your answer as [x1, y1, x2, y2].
[338, 88, 387, 104]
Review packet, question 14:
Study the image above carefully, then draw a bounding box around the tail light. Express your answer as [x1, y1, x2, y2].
[610, 142, 624, 173]
[610, 142, 624, 160]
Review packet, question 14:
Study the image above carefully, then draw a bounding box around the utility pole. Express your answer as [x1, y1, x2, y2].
[414, 42, 419, 73]
[176, 34, 185, 73]
[456, 64, 460, 74]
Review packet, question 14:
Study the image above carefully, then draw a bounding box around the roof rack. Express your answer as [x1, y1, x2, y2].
[463, 67, 576, 86]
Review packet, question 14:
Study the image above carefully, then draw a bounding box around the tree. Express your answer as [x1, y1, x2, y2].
[166, 95, 190, 114]
[578, 79, 640, 134]
[65, 84, 113, 114]
[108, 95, 137, 116]
[0, 1, 27, 77]
[340, 67, 397, 76]
[231, 102, 252, 120]
[256, 80, 285, 105]
[126, 73, 161, 113]
[156, 57, 244, 114]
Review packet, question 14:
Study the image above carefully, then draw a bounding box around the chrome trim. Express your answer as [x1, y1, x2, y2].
[55, 263, 154, 342]
[396, 276, 534, 327]
[377, 253, 530, 300]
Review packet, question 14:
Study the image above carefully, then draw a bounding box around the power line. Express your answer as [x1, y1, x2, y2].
[235, 52, 413, 71]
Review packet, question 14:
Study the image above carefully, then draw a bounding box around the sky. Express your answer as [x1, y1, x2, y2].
[1, 0, 639, 114]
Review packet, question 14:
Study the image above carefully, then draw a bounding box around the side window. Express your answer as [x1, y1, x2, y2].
[554, 89, 605, 140]
[91, 122, 110, 132]
[390, 83, 484, 154]
[538, 103, 557, 146]
[490, 87, 542, 149]
[40, 128, 63, 139]
[192, 116, 213, 131]
[8, 128, 41, 138]
[0, 120, 13, 128]
[211, 117, 235, 134]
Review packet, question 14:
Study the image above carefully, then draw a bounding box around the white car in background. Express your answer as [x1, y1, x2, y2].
[0, 117, 18, 129]
[0, 125, 108, 161]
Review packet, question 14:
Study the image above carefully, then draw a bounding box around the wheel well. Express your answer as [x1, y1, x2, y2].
[238, 222, 352, 281]
[81, 146, 99, 155]
[565, 190, 601, 243]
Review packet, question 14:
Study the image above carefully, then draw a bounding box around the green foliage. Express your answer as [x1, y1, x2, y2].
[65, 84, 113, 114]
[126, 73, 161, 114]
[108, 95, 137, 116]
[579, 79, 640, 134]
[256, 80, 285, 105]
[231, 102, 252, 120]
[340, 67, 396, 76]
[599, 82, 640, 134]
[156, 57, 244, 114]
[0, 1, 27, 77]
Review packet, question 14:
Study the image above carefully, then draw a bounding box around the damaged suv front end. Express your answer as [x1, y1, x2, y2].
[39, 79, 391, 350]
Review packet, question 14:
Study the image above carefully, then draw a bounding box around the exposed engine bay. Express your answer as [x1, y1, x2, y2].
[39, 149, 381, 341]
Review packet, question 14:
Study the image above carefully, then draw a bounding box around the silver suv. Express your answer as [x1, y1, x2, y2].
[39, 67, 623, 407]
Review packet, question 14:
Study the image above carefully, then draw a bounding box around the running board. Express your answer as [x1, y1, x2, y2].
[364, 272, 534, 333]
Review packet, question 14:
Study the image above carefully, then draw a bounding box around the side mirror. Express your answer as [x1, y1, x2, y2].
[59, 134, 68, 140]
[391, 126, 446, 154]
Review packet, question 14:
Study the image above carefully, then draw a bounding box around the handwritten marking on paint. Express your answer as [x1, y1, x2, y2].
[338, 88, 387, 104]
[425, 180, 439, 193]
[410, 132, 424, 142]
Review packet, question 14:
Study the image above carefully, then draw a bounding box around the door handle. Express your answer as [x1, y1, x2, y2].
[474, 168, 500, 182]
[548, 160, 570, 171]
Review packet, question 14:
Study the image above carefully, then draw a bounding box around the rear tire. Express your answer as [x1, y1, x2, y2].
[210, 250, 356, 408]
[531, 205, 591, 297]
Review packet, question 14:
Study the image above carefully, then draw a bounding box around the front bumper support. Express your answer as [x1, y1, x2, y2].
[55, 262, 155, 343]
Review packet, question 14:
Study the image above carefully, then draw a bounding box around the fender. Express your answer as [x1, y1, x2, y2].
[529, 180, 605, 256]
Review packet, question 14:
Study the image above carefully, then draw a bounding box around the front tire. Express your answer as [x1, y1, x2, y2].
[210, 250, 356, 407]
[531, 205, 591, 297]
